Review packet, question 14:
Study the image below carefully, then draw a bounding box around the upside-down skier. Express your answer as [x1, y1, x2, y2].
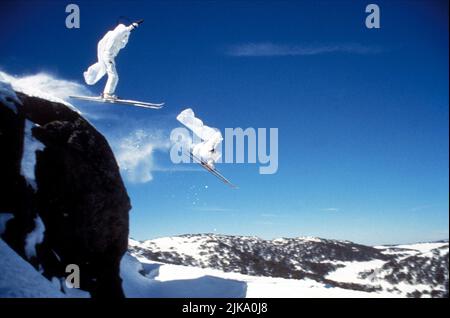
[177, 108, 236, 188]
[83, 20, 143, 100]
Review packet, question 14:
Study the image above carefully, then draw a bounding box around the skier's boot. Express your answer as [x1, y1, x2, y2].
[101, 92, 118, 100]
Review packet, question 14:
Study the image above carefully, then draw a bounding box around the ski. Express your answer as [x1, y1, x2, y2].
[188, 152, 237, 189]
[69, 95, 164, 109]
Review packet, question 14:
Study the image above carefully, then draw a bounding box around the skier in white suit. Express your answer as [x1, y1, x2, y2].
[176, 108, 235, 188]
[83, 20, 143, 100]
[176, 108, 223, 169]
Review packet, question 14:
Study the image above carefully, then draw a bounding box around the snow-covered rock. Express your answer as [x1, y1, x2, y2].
[24, 216, 45, 259]
[0, 75, 130, 298]
[0, 78, 21, 114]
[0, 71, 87, 113]
[0, 213, 14, 235]
[20, 120, 45, 190]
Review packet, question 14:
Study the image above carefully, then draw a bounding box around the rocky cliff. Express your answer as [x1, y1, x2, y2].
[0, 86, 131, 298]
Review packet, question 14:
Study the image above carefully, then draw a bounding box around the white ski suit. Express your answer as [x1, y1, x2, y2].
[83, 23, 136, 95]
[191, 132, 223, 168]
[176, 108, 223, 168]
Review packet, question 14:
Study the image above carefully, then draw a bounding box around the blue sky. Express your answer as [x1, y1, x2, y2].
[0, 0, 448, 245]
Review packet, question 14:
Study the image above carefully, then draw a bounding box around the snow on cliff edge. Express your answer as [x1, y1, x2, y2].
[0, 71, 90, 113]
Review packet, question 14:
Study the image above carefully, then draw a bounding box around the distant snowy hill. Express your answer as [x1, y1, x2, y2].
[128, 234, 449, 298]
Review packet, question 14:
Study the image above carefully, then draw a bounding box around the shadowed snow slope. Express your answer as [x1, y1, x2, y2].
[0, 239, 63, 298]
[120, 253, 247, 298]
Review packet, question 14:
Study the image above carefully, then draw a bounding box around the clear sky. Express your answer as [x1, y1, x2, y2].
[1, 0, 448, 245]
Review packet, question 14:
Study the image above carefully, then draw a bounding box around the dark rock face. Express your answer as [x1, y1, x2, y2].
[0, 92, 131, 298]
[0, 95, 36, 259]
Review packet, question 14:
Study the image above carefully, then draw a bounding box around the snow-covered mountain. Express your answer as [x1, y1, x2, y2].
[128, 234, 449, 298]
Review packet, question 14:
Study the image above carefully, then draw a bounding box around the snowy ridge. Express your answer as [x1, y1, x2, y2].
[129, 234, 449, 298]
[0, 71, 88, 113]
[130, 233, 389, 276]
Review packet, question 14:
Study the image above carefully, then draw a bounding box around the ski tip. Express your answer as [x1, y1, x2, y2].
[229, 182, 239, 189]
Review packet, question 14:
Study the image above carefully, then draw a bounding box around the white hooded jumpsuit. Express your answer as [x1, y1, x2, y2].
[176, 108, 223, 169]
[191, 131, 223, 168]
[83, 23, 136, 96]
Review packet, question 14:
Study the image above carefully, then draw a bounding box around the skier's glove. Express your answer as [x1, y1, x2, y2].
[131, 19, 144, 29]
